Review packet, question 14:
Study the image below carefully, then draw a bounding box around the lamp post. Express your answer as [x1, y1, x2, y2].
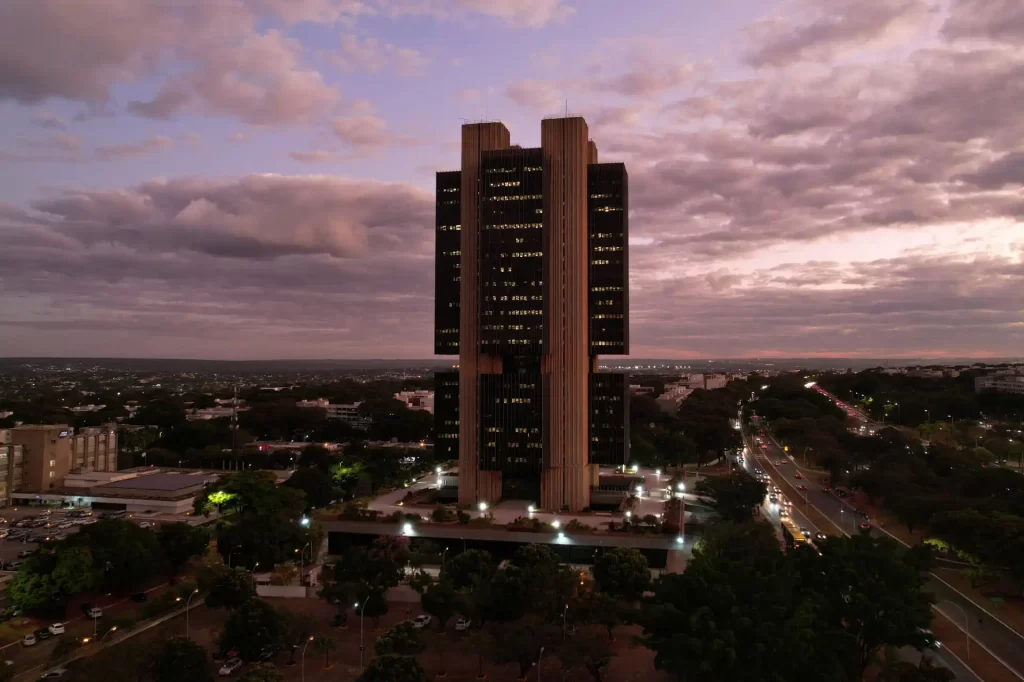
[299, 542, 312, 572]
[185, 589, 200, 639]
[938, 600, 970, 660]
[100, 626, 117, 644]
[357, 600, 369, 668]
[537, 646, 546, 682]
[301, 635, 315, 682]
[227, 550, 234, 567]
[562, 604, 568, 643]
[251, 562, 259, 589]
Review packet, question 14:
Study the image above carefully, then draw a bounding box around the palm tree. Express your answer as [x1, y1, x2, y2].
[314, 635, 337, 670]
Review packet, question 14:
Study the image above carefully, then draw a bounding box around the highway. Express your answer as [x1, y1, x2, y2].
[738, 424, 983, 682]
[742, 390, 1024, 682]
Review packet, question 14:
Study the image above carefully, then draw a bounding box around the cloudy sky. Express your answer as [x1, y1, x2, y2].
[0, 0, 1021, 360]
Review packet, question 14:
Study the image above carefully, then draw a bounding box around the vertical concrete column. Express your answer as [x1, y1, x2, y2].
[541, 117, 591, 512]
[458, 122, 510, 507]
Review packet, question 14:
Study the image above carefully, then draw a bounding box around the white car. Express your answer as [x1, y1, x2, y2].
[86, 607, 103, 618]
[80, 518, 98, 525]
[39, 668, 68, 679]
[48, 623, 65, 636]
[412, 615, 432, 629]
[454, 618, 471, 631]
[139, 521, 154, 529]
[219, 658, 243, 676]
[22, 633, 37, 647]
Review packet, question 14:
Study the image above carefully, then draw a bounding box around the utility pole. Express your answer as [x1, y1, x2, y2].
[231, 383, 239, 466]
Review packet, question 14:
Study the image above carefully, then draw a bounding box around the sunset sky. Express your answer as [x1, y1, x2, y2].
[1, 0, 1021, 360]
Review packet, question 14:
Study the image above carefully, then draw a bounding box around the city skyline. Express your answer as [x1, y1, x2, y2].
[1, 0, 1022, 360]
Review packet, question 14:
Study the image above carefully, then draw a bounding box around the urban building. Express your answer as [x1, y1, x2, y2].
[1, 424, 117, 502]
[975, 372, 1024, 395]
[394, 390, 434, 414]
[12, 469, 218, 514]
[628, 385, 655, 396]
[434, 117, 629, 512]
[297, 399, 369, 427]
[656, 384, 694, 414]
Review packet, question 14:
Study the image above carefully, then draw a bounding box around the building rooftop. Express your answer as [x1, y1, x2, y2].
[98, 472, 216, 492]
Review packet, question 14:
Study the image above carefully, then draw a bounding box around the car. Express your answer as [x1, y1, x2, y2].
[48, 623, 65, 636]
[330, 612, 347, 627]
[455, 617, 472, 631]
[798, 484, 808, 490]
[918, 628, 941, 650]
[34, 629, 51, 641]
[814, 532, 827, 542]
[218, 658, 243, 676]
[39, 668, 68, 680]
[131, 592, 148, 603]
[794, 473, 803, 479]
[775, 460, 786, 465]
[859, 522, 872, 531]
[779, 509, 789, 519]
[0, 530, 8, 539]
[257, 647, 279, 662]
[6, 561, 23, 571]
[80, 518, 98, 525]
[52, 532, 66, 541]
[139, 521, 154, 529]
[212, 647, 241, 662]
[800, 527, 810, 536]
[17, 550, 33, 559]
[412, 615, 432, 629]
[57, 522, 73, 530]
[22, 633, 37, 647]
[86, 607, 102, 619]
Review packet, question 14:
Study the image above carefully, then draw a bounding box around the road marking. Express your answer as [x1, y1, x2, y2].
[935, 606, 1024, 681]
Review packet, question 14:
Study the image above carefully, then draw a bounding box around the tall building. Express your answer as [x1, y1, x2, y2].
[434, 117, 629, 512]
[1, 424, 117, 501]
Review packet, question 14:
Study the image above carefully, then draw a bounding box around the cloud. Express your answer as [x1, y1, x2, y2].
[942, 0, 1024, 43]
[506, 79, 564, 111]
[744, 0, 938, 67]
[373, 0, 575, 28]
[247, 0, 372, 24]
[183, 132, 203, 150]
[94, 135, 173, 161]
[333, 34, 429, 75]
[31, 111, 66, 129]
[957, 153, 1024, 190]
[30, 134, 82, 153]
[332, 115, 421, 151]
[289, 150, 339, 163]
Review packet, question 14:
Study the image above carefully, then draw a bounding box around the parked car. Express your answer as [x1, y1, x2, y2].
[39, 668, 68, 679]
[22, 633, 37, 647]
[256, 647, 278, 662]
[412, 615, 432, 629]
[48, 623, 65, 636]
[0, 530, 8, 539]
[218, 658, 243, 676]
[17, 550, 34, 558]
[80, 518, 98, 525]
[86, 607, 102, 619]
[131, 592, 148, 603]
[212, 647, 239, 662]
[454, 618, 471, 631]
[138, 521, 154, 530]
[34, 629, 51, 641]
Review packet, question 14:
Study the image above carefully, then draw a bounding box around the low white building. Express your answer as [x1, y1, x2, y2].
[394, 390, 434, 414]
[975, 373, 1024, 395]
[656, 384, 693, 413]
[297, 400, 368, 427]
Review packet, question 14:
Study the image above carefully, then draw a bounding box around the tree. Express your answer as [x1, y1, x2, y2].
[375, 622, 426, 657]
[237, 665, 284, 682]
[282, 466, 337, 509]
[205, 567, 256, 610]
[152, 637, 213, 682]
[70, 519, 166, 590]
[793, 534, 936, 680]
[0, 660, 12, 682]
[279, 611, 315, 665]
[592, 548, 650, 602]
[442, 549, 496, 590]
[313, 636, 336, 669]
[9, 568, 50, 610]
[421, 578, 463, 632]
[270, 563, 299, 586]
[50, 546, 97, 595]
[488, 616, 555, 679]
[219, 598, 284, 661]
[560, 628, 612, 682]
[357, 654, 430, 682]
[574, 591, 622, 640]
[158, 523, 211, 574]
[361, 589, 389, 628]
[695, 470, 767, 523]
[465, 628, 494, 679]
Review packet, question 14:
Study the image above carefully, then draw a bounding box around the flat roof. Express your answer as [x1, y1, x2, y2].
[97, 472, 215, 492]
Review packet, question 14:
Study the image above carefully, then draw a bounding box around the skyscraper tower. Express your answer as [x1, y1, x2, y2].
[434, 116, 628, 512]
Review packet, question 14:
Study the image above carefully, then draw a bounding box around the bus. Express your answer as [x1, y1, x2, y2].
[781, 518, 808, 548]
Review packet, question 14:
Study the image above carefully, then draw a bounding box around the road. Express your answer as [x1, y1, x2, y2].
[738, 422, 983, 682]
[745, 393, 1024, 682]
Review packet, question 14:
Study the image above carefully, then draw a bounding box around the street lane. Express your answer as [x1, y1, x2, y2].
[739, 422, 984, 681]
[746, 400, 1024, 681]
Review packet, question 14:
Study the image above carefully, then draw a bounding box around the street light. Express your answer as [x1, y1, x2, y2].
[562, 604, 569, 643]
[185, 589, 200, 639]
[301, 635, 315, 682]
[402, 522, 413, 536]
[478, 501, 488, 513]
[300, 516, 310, 527]
[357, 599, 370, 668]
[552, 519, 561, 529]
[251, 562, 260, 588]
[100, 626, 118, 644]
[938, 600, 970, 660]
[537, 646, 546, 682]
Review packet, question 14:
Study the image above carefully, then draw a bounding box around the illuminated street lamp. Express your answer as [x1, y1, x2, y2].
[478, 502, 488, 513]
[402, 522, 413, 535]
[552, 519, 561, 529]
